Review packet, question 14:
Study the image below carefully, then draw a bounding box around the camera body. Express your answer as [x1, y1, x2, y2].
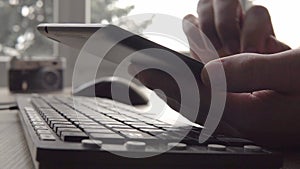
[9, 57, 65, 93]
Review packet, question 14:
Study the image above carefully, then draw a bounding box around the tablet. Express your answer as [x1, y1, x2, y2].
[37, 23, 204, 76]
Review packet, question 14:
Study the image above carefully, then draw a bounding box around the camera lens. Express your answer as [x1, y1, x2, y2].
[40, 68, 61, 90]
[44, 71, 58, 86]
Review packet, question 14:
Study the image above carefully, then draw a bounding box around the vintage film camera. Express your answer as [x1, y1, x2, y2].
[8, 57, 65, 93]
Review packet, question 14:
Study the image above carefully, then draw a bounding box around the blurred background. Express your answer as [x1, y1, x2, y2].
[0, 0, 299, 87]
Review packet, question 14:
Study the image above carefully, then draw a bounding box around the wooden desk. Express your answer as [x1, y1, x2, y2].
[0, 88, 299, 169]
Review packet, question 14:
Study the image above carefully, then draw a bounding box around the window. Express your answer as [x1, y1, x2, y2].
[1, 1, 296, 87]
[91, 0, 199, 52]
[0, 0, 54, 57]
[92, 0, 300, 49]
[251, 0, 300, 49]
[0, 0, 55, 87]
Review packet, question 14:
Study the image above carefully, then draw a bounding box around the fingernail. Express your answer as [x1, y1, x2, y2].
[182, 19, 193, 33]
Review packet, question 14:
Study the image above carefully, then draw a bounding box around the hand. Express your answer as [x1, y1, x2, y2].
[130, 0, 297, 147]
[183, 0, 290, 59]
[202, 49, 300, 147]
[182, 0, 296, 147]
[133, 1, 290, 116]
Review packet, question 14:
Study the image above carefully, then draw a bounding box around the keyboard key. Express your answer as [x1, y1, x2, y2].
[131, 124, 158, 129]
[34, 125, 48, 130]
[156, 133, 181, 141]
[168, 142, 187, 150]
[107, 125, 133, 129]
[32, 122, 45, 126]
[53, 124, 76, 132]
[41, 109, 59, 114]
[114, 117, 136, 122]
[74, 122, 99, 126]
[30, 118, 43, 122]
[125, 121, 148, 125]
[81, 139, 103, 149]
[79, 125, 107, 129]
[56, 128, 82, 136]
[84, 128, 115, 134]
[32, 99, 51, 109]
[120, 131, 157, 140]
[61, 132, 88, 142]
[42, 96, 61, 104]
[46, 117, 66, 123]
[51, 121, 72, 128]
[24, 107, 35, 111]
[98, 121, 122, 125]
[207, 144, 227, 151]
[125, 141, 146, 151]
[117, 129, 140, 133]
[70, 118, 94, 122]
[39, 134, 56, 141]
[90, 133, 125, 143]
[37, 129, 52, 134]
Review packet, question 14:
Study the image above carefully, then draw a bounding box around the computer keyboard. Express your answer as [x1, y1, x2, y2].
[17, 94, 283, 169]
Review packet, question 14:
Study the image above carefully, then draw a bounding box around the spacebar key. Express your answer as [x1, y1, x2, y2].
[90, 133, 125, 143]
[61, 131, 88, 142]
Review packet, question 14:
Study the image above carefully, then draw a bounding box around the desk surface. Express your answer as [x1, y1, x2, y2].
[0, 88, 34, 168]
[0, 88, 300, 169]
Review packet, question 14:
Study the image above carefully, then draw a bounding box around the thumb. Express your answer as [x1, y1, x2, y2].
[201, 49, 300, 93]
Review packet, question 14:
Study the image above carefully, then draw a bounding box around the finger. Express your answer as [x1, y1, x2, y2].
[183, 14, 219, 63]
[201, 50, 300, 93]
[197, 0, 224, 55]
[241, 6, 273, 53]
[213, 0, 242, 55]
[182, 14, 202, 61]
[241, 6, 290, 53]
